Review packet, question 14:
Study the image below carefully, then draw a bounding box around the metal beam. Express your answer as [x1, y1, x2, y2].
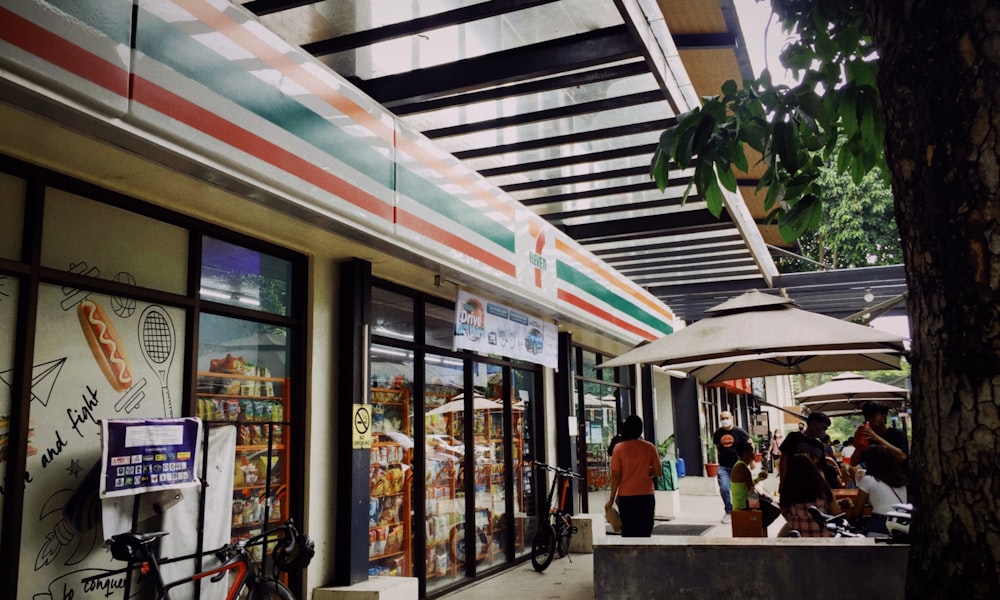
[423, 90, 665, 139]
[298, 0, 561, 56]
[356, 25, 641, 105]
[393, 61, 649, 115]
[454, 119, 672, 160]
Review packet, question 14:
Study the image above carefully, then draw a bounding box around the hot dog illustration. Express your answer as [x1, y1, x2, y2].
[77, 299, 133, 392]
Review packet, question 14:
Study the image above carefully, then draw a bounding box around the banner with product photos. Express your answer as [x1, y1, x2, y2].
[453, 289, 558, 368]
[100, 417, 202, 498]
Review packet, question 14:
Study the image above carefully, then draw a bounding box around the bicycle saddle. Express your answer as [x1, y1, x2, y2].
[807, 505, 848, 525]
[109, 531, 169, 561]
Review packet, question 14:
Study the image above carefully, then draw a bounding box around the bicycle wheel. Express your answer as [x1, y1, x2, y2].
[530, 522, 557, 572]
[556, 515, 573, 558]
[248, 578, 296, 600]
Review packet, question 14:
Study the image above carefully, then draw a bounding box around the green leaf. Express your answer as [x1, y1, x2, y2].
[797, 90, 831, 134]
[717, 161, 738, 192]
[650, 147, 670, 191]
[659, 127, 678, 161]
[730, 142, 750, 173]
[692, 113, 718, 154]
[721, 79, 738, 99]
[779, 119, 801, 172]
[703, 168, 724, 216]
[779, 194, 823, 242]
[676, 124, 699, 167]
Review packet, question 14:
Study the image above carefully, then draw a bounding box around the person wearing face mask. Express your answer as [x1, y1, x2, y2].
[712, 410, 751, 524]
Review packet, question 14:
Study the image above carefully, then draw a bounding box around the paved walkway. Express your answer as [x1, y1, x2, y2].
[439, 473, 784, 600]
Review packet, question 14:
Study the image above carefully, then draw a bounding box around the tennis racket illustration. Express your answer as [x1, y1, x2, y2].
[138, 305, 176, 417]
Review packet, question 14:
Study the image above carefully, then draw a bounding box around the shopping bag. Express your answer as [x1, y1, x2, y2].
[605, 506, 622, 532]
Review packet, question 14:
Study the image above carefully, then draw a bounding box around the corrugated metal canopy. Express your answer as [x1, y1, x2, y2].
[242, 0, 908, 323]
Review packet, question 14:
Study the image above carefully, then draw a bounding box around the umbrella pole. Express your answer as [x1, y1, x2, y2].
[759, 400, 806, 421]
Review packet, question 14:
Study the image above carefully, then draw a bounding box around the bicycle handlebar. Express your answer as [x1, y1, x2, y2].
[530, 461, 584, 480]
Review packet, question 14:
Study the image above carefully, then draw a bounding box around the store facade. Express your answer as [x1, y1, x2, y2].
[0, 1, 678, 598]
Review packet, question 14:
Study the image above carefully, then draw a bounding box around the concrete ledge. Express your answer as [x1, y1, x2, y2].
[594, 537, 907, 600]
[677, 475, 718, 496]
[315, 576, 418, 600]
[653, 490, 680, 519]
[569, 512, 604, 552]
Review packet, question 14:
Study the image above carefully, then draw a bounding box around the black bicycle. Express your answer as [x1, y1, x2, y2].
[530, 461, 584, 572]
[91, 519, 314, 599]
[807, 505, 867, 538]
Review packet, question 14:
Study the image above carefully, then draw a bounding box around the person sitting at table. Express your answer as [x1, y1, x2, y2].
[777, 454, 835, 537]
[820, 434, 846, 489]
[730, 441, 767, 510]
[848, 444, 908, 536]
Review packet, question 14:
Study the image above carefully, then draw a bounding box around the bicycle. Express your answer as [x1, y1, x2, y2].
[91, 519, 314, 599]
[530, 461, 583, 572]
[807, 505, 867, 538]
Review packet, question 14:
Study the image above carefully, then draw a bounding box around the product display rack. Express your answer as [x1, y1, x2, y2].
[427, 404, 525, 577]
[196, 369, 290, 568]
[368, 388, 412, 577]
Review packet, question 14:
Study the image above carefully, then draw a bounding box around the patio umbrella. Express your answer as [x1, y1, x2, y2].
[795, 372, 908, 415]
[427, 393, 502, 414]
[599, 290, 906, 384]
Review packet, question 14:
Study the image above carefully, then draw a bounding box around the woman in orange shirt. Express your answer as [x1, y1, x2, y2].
[605, 415, 662, 537]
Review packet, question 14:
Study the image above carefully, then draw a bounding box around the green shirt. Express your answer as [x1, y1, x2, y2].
[730, 459, 751, 510]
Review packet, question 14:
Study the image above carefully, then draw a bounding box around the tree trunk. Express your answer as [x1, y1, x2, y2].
[865, 1, 1000, 597]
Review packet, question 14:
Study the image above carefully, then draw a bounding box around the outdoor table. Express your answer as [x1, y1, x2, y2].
[833, 488, 872, 515]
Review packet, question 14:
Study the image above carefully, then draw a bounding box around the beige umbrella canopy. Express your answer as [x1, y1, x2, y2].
[599, 290, 907, 384]
[427, 393, 502, 415]
[795, 372, 909, 415]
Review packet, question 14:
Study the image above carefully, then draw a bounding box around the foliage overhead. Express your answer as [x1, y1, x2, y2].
[650, 0, 884, 243]
[783, 161, 901, 272]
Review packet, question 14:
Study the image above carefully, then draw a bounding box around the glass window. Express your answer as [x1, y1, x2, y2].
[0, 172, 25, 260]
[41, 188, 189, 294]
[581, 349, 598, 380]
[197, 313, 290, 379]
[512, 367, 535, 560]
[424, 357, 463, 593]
[200, 237, 292, 316]
[197, 313, 292, 566]
[0, 274, 18, 536]
[372, 287, 414, 342]
[368, 344, 413, 578]
[424, 301, 453, 348]
[21, 286, 188, 583]
[474, 362, 508, 570]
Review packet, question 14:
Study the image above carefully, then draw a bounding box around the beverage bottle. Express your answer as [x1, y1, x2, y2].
[749, 489, 760, 509]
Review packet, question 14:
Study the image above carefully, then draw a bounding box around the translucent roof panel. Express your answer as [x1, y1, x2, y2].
[308, 0, 624, 79]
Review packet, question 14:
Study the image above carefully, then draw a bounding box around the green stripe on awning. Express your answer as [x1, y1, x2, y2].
[557, 261, 673, 335]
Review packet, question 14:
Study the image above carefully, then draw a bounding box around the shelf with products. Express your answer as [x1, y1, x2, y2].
[196, 366, 290, 569]
[428, 405, 525, 573]
[368, 386, 413, 578]
[424, 430, 462, 579]
[368, 434, 411, 577]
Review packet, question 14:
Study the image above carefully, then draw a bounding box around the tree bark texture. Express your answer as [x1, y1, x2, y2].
[866, 0, 1000, 597]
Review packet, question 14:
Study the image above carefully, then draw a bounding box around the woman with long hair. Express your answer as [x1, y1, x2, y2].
[778, 453, 835, 537]
[849, 444, 908, 536]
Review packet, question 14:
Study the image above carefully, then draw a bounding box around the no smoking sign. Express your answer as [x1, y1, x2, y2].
[353, 404, 372, 449]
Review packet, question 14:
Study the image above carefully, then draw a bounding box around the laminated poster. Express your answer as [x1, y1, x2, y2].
[100, 417, 202, 498]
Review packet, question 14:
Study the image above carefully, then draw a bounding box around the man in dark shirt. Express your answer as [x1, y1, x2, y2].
[854, 401, 909, 473]
[712, 410, 750, 523]
[778, 412, 831, 495]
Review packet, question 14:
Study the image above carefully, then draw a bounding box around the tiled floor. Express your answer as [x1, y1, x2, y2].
[438, 474, 784, 600]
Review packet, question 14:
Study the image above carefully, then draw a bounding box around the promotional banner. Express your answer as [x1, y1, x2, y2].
[454, 289, 558, 368]
[100, 417, 202, 498]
